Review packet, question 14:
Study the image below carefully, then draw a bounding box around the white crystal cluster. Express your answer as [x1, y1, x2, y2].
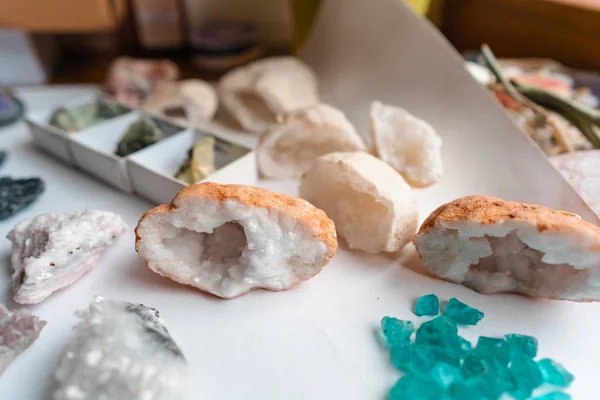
[0, 304, 46, 375]
[7, 209, 127, 304]
[53, 297, 189, 400]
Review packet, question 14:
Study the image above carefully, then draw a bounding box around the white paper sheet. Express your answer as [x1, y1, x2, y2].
[1, 1, 599, 397]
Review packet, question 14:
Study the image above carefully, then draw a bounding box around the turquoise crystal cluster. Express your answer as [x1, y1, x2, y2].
[380, 295, 573, 399]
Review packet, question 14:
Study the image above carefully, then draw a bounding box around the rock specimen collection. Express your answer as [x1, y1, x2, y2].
[53, 297, 189, 400]
[7, 210, 127, 304]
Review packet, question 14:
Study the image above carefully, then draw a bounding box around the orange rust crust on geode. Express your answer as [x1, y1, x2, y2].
[416, 195, 598, 237]
[135, 182, 338, 258]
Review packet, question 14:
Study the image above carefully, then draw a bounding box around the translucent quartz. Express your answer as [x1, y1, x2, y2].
[444, 298, 484, 326]
[505, 333, 538, 358]
[414, 293, 440, 317]
[538, 358, 574, 388]
[381, 317, 414, 347]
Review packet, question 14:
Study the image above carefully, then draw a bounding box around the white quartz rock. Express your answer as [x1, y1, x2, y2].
[7, 210, 127, 304]
[370, 101, 443, 188]
[0, 304, 46, 375]
[143, 79, 218, 126]
[218, 56, 319, 134]
[53, 297, 189, 400]
[257, 103, 366, 179]
[300, 151, 418, 253]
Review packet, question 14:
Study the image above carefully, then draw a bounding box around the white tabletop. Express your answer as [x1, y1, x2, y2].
[0, 86, 598, 399]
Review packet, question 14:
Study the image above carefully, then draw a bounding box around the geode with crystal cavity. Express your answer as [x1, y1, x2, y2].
[0, 177, 44, 221]
[0, 304, 46, 375]
[7, 210, 127, 304]
[414, 195, 600, 301]
[53, 297, 189, 400]
[135, 182, 338, 299]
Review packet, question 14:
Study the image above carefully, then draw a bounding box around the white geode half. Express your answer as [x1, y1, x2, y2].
[7, 210, 127, 304]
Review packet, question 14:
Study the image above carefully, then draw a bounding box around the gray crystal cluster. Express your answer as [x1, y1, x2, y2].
[53, 297, 189, 400]
[115, 117, 166, 157]
[0, 304, 46, 375]
[0, 176, 44, 221]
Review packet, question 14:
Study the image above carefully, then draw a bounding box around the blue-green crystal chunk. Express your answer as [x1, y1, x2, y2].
[389, 373, 442, 400]
[414, 293, 440, 317]
[533, 392, 571, 400]
[509, 353, 543, 399]
[415, 316, 458, 347]
[505, 333, 538, 358]
[390, 344, 411, 371]
[381, 316, 414, 347]
[444, 298, 484, 326]
[474, 336, 509, 365]
[538, 358, 574, 388]
[431, 362, 460, 389]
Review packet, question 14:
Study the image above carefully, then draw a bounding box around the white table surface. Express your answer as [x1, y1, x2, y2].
[0, 86, 598, 399]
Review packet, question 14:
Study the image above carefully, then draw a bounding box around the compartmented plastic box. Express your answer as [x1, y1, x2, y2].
[26, 94, 256, 204]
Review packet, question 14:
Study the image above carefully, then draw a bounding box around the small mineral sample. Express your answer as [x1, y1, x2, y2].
[538, 358, 574, 387]
[505, 333, 538, 358]
[370, 101, 443, 188]
[414, 195, 600, 301]
[48, 99, 128, 134]
[444, 298, 484, 326]
[143, 79, 218, 126]
[49, 107, 81, 133]
[104, 57, 180, 108]
[175, 136, 216, 184]
[413, 293, 439, 317]
[300, 151, 418, 253]
[7, 209, 127, 304]
[257, 103, 366, 179]
[135, 182, 337, 299]
[0, 177, 44, 221]
[551, 150, 600, 217]
[218, 56, 319, 134]
[381, 317, 414, 347]
[379, 295, 573, 399]
[115, 117, 166, 157]
[53, 297, 189, 400]
[0, 304, 46, 376]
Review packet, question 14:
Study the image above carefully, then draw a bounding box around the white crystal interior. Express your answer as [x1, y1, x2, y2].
[415, 221, 600, 300]
[7, 210, 127, 304]
[53, 298, 188, 400]
[136, 197, 328, 298]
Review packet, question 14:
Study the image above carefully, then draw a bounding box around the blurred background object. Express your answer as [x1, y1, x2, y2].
[0, 0, 598, 87]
